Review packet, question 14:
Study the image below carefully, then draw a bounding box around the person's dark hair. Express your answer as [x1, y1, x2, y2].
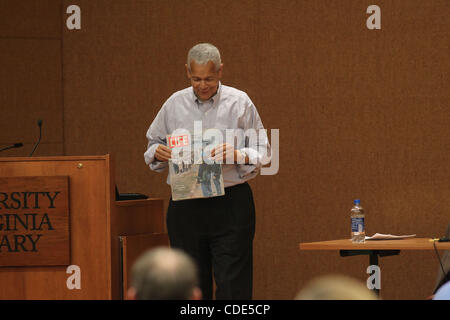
[131, 247, 199, 300]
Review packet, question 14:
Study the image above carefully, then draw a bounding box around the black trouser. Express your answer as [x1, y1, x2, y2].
[167, 182, 255, 300]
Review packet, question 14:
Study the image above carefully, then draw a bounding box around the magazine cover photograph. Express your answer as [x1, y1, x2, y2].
[167, 131, 225, 201]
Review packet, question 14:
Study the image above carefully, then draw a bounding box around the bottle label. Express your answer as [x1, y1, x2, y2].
[351, 217, 365, 233]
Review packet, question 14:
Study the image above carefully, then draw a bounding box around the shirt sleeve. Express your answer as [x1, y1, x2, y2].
[237, 95, 271, 179]
[144, 105, 169, 172]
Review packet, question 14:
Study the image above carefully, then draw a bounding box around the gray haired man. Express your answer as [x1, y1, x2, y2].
[144, 43, 270, 299]
[128, 247, 202, 300]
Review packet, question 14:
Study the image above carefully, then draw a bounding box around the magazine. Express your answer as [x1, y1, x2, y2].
[167, 131, 225, 201]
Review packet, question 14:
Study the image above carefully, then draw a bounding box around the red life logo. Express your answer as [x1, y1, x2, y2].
[168, 135, 189, 148]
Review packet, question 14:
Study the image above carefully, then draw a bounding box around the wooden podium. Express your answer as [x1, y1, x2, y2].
[0, 155, 168, 299]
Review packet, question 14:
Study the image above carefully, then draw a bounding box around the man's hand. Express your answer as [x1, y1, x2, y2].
[211, 143, 235, 163]
[155, 144, 172, 162]
[211, 143, 247, 164]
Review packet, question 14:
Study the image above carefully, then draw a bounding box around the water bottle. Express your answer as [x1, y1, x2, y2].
[351, 199, 365, 243]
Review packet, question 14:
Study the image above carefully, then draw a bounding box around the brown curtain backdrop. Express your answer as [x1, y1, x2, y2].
[0, 0, 448, 299]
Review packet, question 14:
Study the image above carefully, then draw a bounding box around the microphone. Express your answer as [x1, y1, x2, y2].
[0, 143, 23, 153]
[29, 119, 43, 157]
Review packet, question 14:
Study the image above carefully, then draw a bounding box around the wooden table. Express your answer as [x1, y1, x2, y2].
[299, 238, 450, 296]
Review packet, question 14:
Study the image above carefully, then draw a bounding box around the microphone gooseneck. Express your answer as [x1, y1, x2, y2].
[0, 143, 23, 153]
[29, 119, 43, 157]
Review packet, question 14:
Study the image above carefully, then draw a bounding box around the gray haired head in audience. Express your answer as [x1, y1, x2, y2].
[128, 247, 202, 300]
[295, 274, 379, 300]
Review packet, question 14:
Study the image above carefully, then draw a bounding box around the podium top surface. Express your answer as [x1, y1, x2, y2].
[0, 155, 110, 162]
[299, 238, 450, 251]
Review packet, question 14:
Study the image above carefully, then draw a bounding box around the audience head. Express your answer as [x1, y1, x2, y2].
[295, 274, 379, 300]
[128, 247, 202, 300]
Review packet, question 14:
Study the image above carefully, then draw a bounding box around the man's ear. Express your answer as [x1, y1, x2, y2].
[127, 287, 137, 300]
[185, 64, 191, 79]
[217, 63, 224, 78]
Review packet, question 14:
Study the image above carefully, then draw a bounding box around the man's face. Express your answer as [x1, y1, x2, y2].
[186, 60, 222, 101]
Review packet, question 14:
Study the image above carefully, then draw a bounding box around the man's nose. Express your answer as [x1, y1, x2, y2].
[199, 80, 208, 88]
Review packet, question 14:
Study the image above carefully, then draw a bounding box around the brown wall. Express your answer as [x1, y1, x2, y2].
[1, 0, 448, 299]
[0, 0, 63, 157]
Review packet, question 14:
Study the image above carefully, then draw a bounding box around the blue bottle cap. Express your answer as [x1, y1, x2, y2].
[354, 199, 360, 205]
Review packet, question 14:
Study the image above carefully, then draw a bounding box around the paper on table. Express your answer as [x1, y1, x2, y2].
[365, 233, 416, 240]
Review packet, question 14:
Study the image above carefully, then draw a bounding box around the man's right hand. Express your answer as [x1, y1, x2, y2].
[155, 144, 172, 162]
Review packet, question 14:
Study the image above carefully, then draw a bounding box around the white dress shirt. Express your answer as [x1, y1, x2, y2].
[144, 83, 270, 187]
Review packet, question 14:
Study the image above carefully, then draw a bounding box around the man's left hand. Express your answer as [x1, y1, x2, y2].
[211, 143, 237, 164]
[211, 143, 247, 164]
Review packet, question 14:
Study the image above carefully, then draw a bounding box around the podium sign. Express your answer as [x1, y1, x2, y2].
[0, 176, 70, 266]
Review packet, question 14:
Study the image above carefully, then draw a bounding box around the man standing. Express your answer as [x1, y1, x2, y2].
[144, 43, 269, 299]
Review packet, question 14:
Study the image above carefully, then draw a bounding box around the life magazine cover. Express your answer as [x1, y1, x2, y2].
[167, 131, 225, 201]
